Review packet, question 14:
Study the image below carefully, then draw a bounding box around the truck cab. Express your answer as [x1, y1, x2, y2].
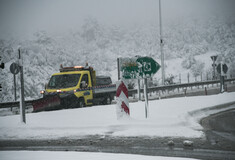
[33, 65, 115, 112]
[46, 69, 93, 107]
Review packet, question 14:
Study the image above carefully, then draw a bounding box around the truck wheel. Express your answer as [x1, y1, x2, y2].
[104, 96, 112, 105]
[78, 99, 85, 108]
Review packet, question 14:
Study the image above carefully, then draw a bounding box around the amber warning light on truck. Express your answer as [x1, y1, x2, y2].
[74, 66, 83, 69]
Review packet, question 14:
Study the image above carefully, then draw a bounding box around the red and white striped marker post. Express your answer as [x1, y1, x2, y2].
[116, 81, 129, 119]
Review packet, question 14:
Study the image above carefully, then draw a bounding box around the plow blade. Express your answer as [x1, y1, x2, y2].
[33, 95, 61, 112]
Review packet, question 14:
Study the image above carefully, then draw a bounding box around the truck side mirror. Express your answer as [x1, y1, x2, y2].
[45, 83, 48, 90]
[80, 81, 87, 88]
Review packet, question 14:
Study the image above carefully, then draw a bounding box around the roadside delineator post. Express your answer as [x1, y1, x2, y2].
[116, 81, 129, 119]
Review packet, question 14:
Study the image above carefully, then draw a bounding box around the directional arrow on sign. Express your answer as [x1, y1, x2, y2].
[136, 56, 161, 78]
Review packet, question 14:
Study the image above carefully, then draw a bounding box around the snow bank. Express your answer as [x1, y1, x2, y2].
[0, 92, 235, 139]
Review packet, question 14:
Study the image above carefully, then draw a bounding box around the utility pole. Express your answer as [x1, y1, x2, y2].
[159, 0, 165, 85]
[18, 49, 26, 123]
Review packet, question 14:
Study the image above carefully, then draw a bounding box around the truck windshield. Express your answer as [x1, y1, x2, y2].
[48, 74, 81, 89]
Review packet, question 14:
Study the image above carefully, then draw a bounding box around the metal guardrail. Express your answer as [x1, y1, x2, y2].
[1, 78, 235, 109]
[129, 78, 235, 95]
[0, 100, 36, 109]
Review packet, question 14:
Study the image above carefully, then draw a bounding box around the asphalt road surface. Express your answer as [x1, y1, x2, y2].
[201, 108, 235, 150]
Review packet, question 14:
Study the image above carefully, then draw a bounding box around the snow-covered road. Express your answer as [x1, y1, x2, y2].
[0, 151, 200, 160]
[0, 92, 235, 140]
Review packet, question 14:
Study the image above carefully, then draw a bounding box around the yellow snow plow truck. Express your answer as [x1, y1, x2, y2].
[33, 65, 116, 112]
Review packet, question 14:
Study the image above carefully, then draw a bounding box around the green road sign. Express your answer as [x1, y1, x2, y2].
[137, 57, 161, 78]
[120, 56, 161, 79]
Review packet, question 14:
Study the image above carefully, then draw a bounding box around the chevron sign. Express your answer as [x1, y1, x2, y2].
[116, 81, 129, 118]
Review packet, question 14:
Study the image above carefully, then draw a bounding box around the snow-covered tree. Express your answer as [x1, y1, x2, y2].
[181, 55, 196, 69]
[191, 61, 205, 78]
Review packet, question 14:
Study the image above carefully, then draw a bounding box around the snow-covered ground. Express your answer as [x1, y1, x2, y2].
[0, 92, 235, 140]
[163, 51, 218, 83]
[0, 151, 199, 160]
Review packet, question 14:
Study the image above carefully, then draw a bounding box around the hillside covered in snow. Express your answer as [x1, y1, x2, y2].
[1, 14, 235, 102]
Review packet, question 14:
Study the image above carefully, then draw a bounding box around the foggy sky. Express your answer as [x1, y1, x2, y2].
[0, 0, 235, 34]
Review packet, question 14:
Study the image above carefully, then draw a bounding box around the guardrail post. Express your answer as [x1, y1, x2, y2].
[205, 87, 207, 95]
[184, 88, 187, 97]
